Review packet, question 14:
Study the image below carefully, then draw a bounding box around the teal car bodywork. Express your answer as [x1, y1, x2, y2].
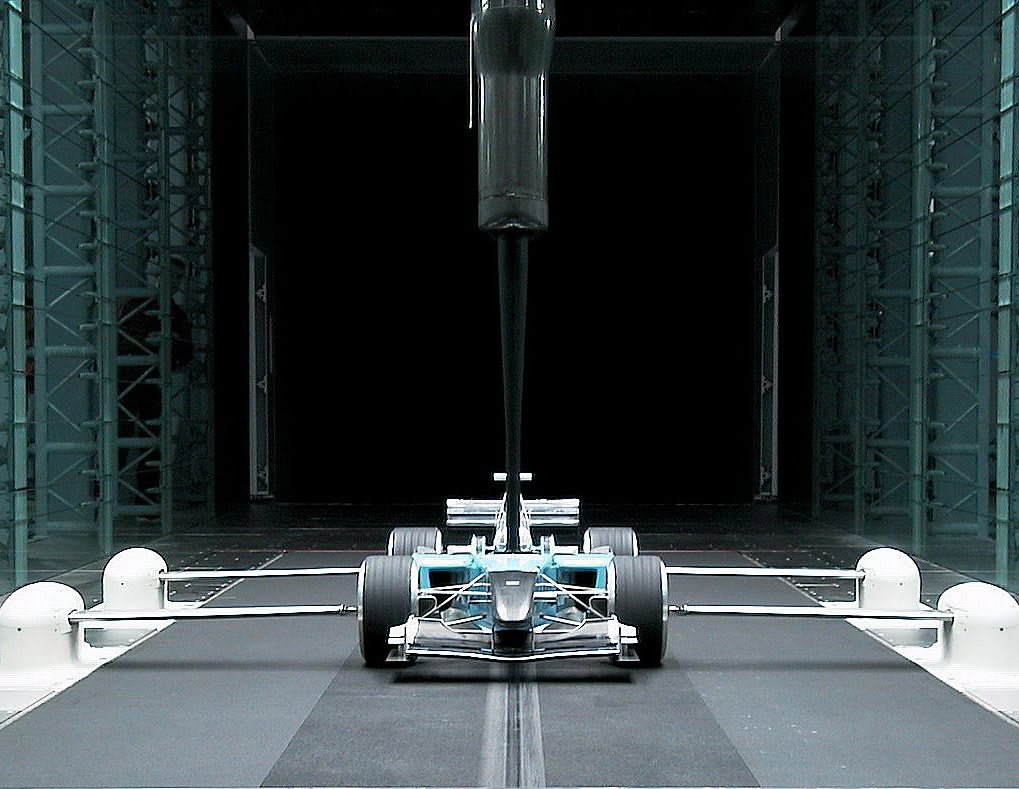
[387, 540, 638, 662]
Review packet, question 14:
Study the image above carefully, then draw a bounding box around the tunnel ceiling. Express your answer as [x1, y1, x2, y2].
[231, 0, 807, 37]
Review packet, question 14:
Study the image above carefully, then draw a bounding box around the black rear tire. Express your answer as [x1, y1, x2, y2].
[387, 527, 443, 556]
[358, 555, 415, 666]
[582, 526, 638, 556]
[613, 555, 667, 667]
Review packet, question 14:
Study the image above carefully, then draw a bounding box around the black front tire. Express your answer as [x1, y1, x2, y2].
[583, 526, 638, 556]
[358, 555, 415, 667]
[613, 554, 667, 667]
[387, 527, 443, 556]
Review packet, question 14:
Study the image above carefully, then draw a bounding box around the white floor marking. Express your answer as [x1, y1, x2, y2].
[480, 667, 509, 788]
[479, 663, 546, 787]
[516, 665, 546, 788]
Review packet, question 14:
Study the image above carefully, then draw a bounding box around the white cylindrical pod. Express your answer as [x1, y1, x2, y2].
[937, 582, 1019, 673]
[0, 582, 85, 671]
[102, 548, 168, 610]
[856, 548, 921, 610]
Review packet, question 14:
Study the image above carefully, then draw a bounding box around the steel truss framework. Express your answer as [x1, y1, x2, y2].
[0, 0, 212, 590]
[815, 0, 1019, 584]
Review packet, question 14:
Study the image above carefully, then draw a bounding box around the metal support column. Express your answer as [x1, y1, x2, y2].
[107, 0, 169, 530]
[909, 0, 934, 555]
[248, 244, 270, 499]
[167, 0, 214, 521]
[1, 0, 28, 587]
[865, 4, 915, 535]
[757, 247, 779, 499]
[997, 0, 1019, 584]
[153, 0, 174, 533]
[923, 0, 997, 540]
[754, 39, 780, 501]
[845, 0, 874, 533]
[28, 0, 108, 540]
[814, 0, 872, 526]
[92, 0, 116, 554]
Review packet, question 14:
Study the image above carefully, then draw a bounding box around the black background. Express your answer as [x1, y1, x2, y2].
[233, 0, 800, 38]
[212, 3, 816, 508]
[265, 74, 754, 504]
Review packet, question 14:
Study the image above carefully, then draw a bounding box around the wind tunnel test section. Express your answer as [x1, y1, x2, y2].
[8, 2, 1019, 786]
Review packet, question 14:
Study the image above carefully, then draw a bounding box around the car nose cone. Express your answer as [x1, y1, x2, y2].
[489, 570, 537, 626]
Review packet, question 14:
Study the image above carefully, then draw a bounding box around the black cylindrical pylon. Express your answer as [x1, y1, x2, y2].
[498, 232, 528, 552]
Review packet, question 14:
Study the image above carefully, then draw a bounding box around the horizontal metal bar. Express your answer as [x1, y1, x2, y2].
[929, 522, 981, 535]
[541, 614, 587, 626]
[32, 184, 92, 196]
[36, 442, 98, 455]
[438, 614, 486, 625]
[671, 605, 952, 621]
[665, 566, 865, 579]
[257, 37, 774, 75]
[160, 567, 361, 581]
[117, 437, 159, 449]
[70, 605, 356, 623]
[115, 504, 160, 516]
[867, 505, 910, 516]
[493, 472, 534, 482]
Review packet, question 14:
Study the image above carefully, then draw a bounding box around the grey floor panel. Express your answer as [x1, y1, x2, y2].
[261, 657, 489, 787]
[0, 551, 361, 788]
[668, 551, 1019, 787]
[537, 658, 758, 787]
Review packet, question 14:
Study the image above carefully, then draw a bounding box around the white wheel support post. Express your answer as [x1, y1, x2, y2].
[855, 548, 922, 610]
[102, 548, 168, 611]
[0, 583, 86, 673]
[936, 582, 1019, 673]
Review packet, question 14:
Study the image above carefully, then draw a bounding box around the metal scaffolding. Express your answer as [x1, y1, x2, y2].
[0, 0, 212, 591]
[1, 0, 28, 584]
[816, 0, 1019, 583]
[164, 1, 214, 527]
[998, 0, 1019, 582]
[925, 0, 998, 545]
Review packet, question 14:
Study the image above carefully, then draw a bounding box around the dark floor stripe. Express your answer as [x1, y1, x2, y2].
[670, 551, 1019, 787]
[537, 657, 759, 787]
[0, 552, 358, 788]
[262, 655, 490, 787]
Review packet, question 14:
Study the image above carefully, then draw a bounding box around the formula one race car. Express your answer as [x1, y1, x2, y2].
[357, 487, 667, 667]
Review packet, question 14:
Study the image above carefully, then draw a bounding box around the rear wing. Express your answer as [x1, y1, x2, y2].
[444, 497, 580, 531]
